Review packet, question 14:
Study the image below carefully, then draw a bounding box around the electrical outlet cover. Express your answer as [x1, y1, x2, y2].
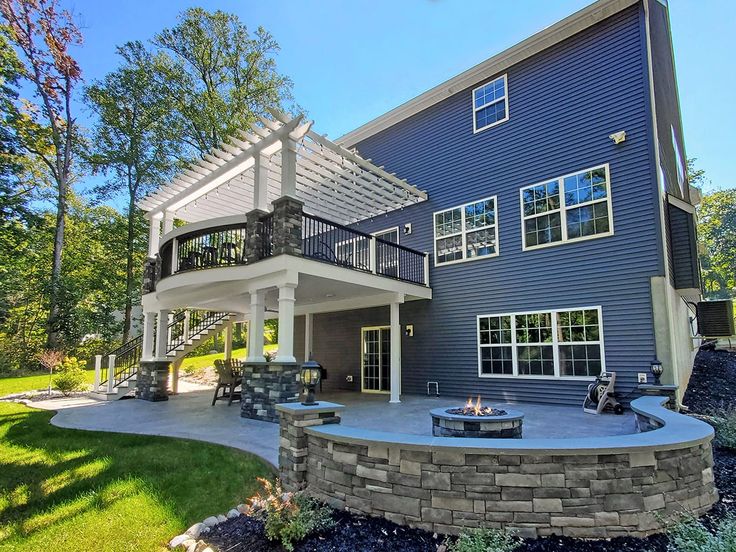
[346, 375, 353, 382]
[638, 373, 648, 384]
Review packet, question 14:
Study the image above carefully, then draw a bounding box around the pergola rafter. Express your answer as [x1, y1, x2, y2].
[138, 111, 427, 225]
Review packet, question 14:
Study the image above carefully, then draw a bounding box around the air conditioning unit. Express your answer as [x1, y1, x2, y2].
[697, 300, 735, 337]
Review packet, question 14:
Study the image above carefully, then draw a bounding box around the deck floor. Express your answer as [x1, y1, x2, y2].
[32, 384, 636, 468]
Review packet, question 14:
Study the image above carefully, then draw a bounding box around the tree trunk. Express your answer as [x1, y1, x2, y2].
[123, 197, 137, 343]
[46, 177, 67, 349]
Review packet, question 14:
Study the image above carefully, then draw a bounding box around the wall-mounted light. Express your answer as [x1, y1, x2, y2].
[609, 130, 627, 144]
[405, 324, 414, 337]
[404, 223, 412, 235]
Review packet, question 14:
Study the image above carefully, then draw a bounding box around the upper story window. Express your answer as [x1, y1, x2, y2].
[478, 307, 605, 379]
[434, 196, 498, 266]
[520, 164, 613, 250]
[472, 75, 509, 133]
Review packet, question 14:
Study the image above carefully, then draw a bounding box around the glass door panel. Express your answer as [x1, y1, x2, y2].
[361, 326, 391, 392]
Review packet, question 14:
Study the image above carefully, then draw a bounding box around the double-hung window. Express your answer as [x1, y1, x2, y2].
[520, 164, 613, 249]
[478, 307, 605, 378]
[434, 196, 498, 266]
[472, 75, 508, 133]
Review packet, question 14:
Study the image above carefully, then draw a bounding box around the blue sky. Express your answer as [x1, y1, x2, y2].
[69, 0, 734, 193]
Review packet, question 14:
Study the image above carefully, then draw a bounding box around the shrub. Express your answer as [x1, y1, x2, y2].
[182, 364, 197, 376]
[449, 527, 521, 552]
[53, 356, 87, 396]
[244, 478, 334, 551]
[667, 513, 736, 551]
[706, 406, 736, 449]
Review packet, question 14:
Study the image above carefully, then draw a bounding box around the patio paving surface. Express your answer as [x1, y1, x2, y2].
[28, 384, 636, 468]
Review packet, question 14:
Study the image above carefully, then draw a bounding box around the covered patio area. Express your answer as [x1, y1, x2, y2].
[39, 385, 636, 468]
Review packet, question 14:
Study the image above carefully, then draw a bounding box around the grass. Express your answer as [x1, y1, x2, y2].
[0, 401, 274, 551]
[0, 370, 96, 397]
[180, 345, 278, 374]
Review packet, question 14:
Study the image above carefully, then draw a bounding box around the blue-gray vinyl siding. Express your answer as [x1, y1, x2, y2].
[308, 4, 664, 405]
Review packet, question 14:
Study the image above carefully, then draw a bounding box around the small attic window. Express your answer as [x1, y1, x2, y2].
[472, 74, 509, 133]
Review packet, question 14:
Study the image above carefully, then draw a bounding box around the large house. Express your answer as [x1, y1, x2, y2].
[96, 0, 701, 414]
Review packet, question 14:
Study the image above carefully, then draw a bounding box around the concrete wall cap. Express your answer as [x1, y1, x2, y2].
[276, 401, 346, 414]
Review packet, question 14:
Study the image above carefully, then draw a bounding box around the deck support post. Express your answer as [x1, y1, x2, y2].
[275, 284, 297, 363]
[224, 321, 233, 361]
[304, 313, 313, 361]
[171, 358, 182, 395]
[94, 354, 102, 392]
[389, 301, 401, 403]
[246, 291, 266, 362]
[155, 309, 170, 359]
[141, 312, 156, 360]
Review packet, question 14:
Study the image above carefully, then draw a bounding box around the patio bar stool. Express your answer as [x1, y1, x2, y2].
[212, 359, 242, 406]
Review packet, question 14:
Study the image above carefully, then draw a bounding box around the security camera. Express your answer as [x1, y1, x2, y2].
[609, 130, 626, 144]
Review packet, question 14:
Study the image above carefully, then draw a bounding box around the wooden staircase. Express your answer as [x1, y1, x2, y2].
[91, 310, 232, 400]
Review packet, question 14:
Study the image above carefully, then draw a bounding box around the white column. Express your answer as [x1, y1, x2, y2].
[275, 284, 297, 363]
[94, 354, 103, 392]
[304, 313, 313, 361]
[254, 151, 270, 211]
[171, 358, 181, 395]
[147, 214, 162, 257]
[246, 291, 266, 362]
[141, 312, 156, 360]
[224, 322, 233, 361]
[280, 137, 297, 198]
[107, 354, 116, 393]
[155, 309, 170, 359]
[389, 302, 401, 403]
[183, 310, 190, 343]
[162, 211, 174, 235]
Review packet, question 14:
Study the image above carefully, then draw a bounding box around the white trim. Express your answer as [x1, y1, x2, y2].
[476, 306, 605, 380]
[520, 163, 614, 251]
[337, 0, 639, 147]
[373, 226, 400, 243]
[361, 325, 391, 394]
[472, 74, 509, 134]
[433, 195, 500, 267]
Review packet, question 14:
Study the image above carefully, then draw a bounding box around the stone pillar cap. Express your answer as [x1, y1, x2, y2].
[275, 402, 345, 414]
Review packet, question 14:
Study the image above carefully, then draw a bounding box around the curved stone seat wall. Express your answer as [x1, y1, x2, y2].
[276, 397, 718, 539]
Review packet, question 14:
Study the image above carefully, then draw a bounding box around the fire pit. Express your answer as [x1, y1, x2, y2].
[431, 397, 523, 438]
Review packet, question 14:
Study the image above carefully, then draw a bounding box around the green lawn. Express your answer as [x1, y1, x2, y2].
[180, 345, 278, 374]
[0, 401, 273, 551]
[0, 370, 96, 397]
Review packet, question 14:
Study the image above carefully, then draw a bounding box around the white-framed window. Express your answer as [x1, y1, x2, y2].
[520, 164, 613, 250]
[472, 74, 509, 133]
[477, 306, 605, 379]
[433, 196, 499, 266]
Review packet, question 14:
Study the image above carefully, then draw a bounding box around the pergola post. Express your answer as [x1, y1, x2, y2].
[281, 137, 298, 198]
[162, 211, 174, 235]
[155, 309, 170, 359]
[389, 301, 401, 404]
[141, 312, 156, 360]
[246, 291, 266, 362]
[147, 213, 163, 257]
[304, 313, 313, 361]
[275, 284, 297, 363]
[254, 151, 270, 211]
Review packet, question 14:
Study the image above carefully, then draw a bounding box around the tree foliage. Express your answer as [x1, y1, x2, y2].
[698, 188, 736, 299]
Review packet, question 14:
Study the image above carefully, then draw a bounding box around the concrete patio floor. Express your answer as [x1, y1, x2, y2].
[26, 383, 637, 468]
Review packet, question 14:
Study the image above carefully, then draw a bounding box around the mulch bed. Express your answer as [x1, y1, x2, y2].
[204, 348, 736, 552]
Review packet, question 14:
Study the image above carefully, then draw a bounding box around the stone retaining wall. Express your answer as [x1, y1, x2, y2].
[276, 398, 717, 538]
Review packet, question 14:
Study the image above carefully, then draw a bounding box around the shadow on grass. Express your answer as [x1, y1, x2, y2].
[0, 402, 274, 550]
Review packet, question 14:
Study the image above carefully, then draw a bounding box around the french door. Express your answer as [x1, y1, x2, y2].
[361, 326, 391, 393]
[374, 227, 399, 278]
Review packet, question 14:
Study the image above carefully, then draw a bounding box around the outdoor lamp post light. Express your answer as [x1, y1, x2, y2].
[300, 360, 322, 406]
[650, 359, 664, 386]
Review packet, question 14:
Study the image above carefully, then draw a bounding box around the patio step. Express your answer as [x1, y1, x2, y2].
[91, 376, 137, 401]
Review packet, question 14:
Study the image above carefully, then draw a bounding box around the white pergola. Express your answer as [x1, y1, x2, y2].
[138, 110, 427, 227]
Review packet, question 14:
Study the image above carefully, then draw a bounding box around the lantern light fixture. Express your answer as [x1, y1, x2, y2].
[650, 359, 664, 386]
[300, 360, 323, 406]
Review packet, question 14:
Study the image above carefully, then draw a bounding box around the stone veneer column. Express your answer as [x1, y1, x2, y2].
[136, 359, 170, 401]
[276, 402, 345, 491]
[271, 196, 303, 256]
[243, 209, 268, 264]
[241, 361, 301, 422]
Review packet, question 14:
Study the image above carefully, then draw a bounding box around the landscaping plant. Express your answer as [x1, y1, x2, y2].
[244, 477, 334, 551]
[449, 527, 521, 552]
[52, 357, 87, 396]
[707, 406, 736, 449]
[667, 513, 736, 551]
[37, 350, 64, 396]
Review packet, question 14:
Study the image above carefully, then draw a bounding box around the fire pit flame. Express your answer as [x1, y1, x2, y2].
[447, 396, 507, 417]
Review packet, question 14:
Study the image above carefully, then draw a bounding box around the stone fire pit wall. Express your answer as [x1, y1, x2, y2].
[240, 361, 300, 423]
[276, 397, 718, 538]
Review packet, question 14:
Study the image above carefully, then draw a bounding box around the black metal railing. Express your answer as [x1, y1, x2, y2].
[375, 237, 426, 284]
[99, 335, 142, 388]
[175, 223, 247, 273]
[164, 311, 188, 352]
[302, 213, 372, 272]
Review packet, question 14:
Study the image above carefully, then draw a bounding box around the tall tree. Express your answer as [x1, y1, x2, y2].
[0, 0, 83, 348]
[698, 189, 736, 299]
[151, 7, 293, 157]
[85, 42, 179, 342]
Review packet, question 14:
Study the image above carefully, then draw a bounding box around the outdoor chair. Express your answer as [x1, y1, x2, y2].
[219, 241, 239, 264]
[201, 245, 218, 267]
[212, 359, 242, 406]
[180, 250, 201, 271]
